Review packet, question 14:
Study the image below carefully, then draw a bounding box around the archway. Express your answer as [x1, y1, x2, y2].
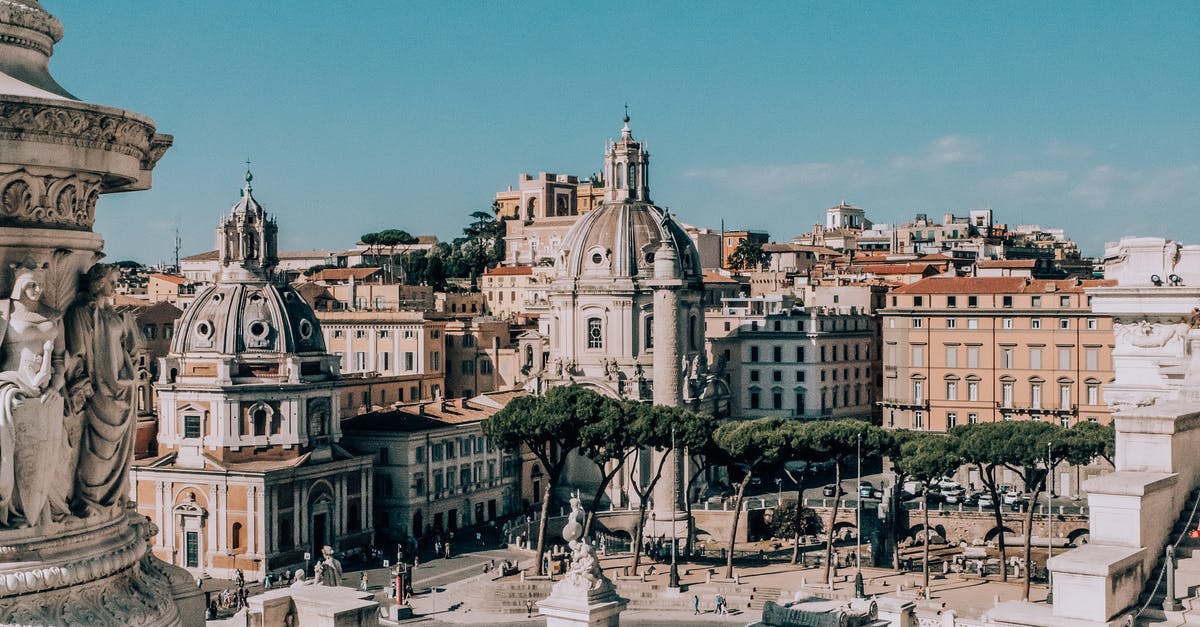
[984, 526, 1016, 542]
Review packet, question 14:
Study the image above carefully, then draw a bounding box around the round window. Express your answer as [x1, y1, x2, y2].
[196, 321, 213, 337]
[644, 252, 655, 264]
[299, 319, 313, 339]
[588, 324, 602, 341]
[283, 291, 295, 301]
[248, 321, 268, 338]
[591, 252, 603, 265]
[211, 293, 223, 303]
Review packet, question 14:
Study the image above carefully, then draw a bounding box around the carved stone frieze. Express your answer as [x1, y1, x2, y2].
[0, 101, 172, 173]
[0, 168, 101, 229]
[0, 0, 63, 56]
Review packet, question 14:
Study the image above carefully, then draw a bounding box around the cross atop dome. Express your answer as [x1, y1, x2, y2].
[217, 170, 278, 282]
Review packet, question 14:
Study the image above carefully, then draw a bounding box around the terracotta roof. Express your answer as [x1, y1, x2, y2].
[181, 250, 219, 262]
[342, 391, 527, 433]
[977, 259, 1038, 268]
[702, 269, 740, 284]
[310, 268, 380, 282]
[892, 276, 1116, 295]
[149, 273, 192, 285]
[484, 265, 534, 276]
[856, 263, 940, 275]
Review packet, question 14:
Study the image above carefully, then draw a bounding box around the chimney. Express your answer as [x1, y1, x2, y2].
[440, 398, 448, 412]
[418, 403, 427, 416]
[461, 398, 471, 410]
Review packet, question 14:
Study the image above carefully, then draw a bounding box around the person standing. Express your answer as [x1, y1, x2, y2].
[359, 572, 369, 591]
[693, 594, 701, 614]
[444, 540, 451, 559]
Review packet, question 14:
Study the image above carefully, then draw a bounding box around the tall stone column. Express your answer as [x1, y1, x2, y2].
[0, 2, 199, 624]
[649, 242, 686, 536]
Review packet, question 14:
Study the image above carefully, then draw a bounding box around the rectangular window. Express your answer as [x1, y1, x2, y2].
[1060, 295, 1071, 307]
[1087, 383, 1099, 405]
[1002, 317, 1013, 329]
[1059, 347, 1071, 369]
[1085, 348, 1098, 371]
[183, 414, 201, 439]
[913, 318, 924, 328]
[1031, 383, 1042, 409]
[1002, 383, 1013, 408]
[912, 345, 924, 367]
[947, 412, 957, 428]
[1060, 384, 1071, 409]
[968, 296, 978, 308]
[1001, 347, 1013, 369]
[966, 346, 980, 369]
[945, 345, 959, 368]
[445, 441, 455, 459]
[1032, 296, 1042, 307]
[415, 445, 425, 463]
[185, 531, 199, 568]
[1059, 318, 1070, 329]
[968, 412, 978, 424]
[355, 352, 366, 370]
[143, 325, 156, 339]
[914, 411, 924, 429]
[796, 347, 805, 362]
[913, 380, 924, 404]
[946, 380, 958, 400]
[772, 370, 782, 382]
[967, 381, 979, 401]
[1002, 296, 1013, 308]
[946, 318, 957, 329]
[772, 392, 782, 409]
[795, 393, 805, 413]
[379, 447, 389, 465]
[381, 352, 390, 371]
[480, 359, 493, 375]
[795, 371, 805, 382]
[947, 295, 957, 308]
[749, 370, 760, 382]
[913, 296, 924, 307]
[1030, 348, 1042, 370]
[461, 360, 475, 375]
[1087, 318, 1098, 330]
[749, 391, 760, 409]
[1032, 318, 1042, 329]
[431, 351, 440, 371]
[587, 318, 603, 349]
[773, 346, 782, 362]
[404, 351, 415, 370]
[750, 346, 760, 362]
[967, 319, 978, 329]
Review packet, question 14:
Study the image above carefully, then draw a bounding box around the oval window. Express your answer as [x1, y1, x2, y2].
[299, 319, 313, 339]
[196, 321, 213, 337]
[211, 293, 223, 303]
[248, 321, 268, 338]
[591, 252, 603, 265]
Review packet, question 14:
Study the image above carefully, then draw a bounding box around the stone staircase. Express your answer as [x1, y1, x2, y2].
[1132, 489, 1200, 625]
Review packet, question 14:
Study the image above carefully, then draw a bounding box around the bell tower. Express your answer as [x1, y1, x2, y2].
[603, 107, 651, 203]
[217, 168, 278, 283]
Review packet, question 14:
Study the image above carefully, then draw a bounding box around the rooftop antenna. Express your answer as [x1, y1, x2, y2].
[173, 218, 181, 273]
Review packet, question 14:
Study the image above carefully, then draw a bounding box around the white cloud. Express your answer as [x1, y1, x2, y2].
[890, 135, 982, 170]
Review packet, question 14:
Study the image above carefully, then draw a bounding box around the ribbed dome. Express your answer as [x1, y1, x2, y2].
[558, 201, 701, 281]
[172, 282, 325, 356]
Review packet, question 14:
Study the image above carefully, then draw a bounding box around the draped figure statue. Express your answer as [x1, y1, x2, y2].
[0, 264, 67, 527]
[64, 264, 139, 516]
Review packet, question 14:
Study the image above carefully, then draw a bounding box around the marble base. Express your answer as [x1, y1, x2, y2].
[539, 585, 627, 627]
[247, 586, 379, 627]
[0, 508, 200, 626]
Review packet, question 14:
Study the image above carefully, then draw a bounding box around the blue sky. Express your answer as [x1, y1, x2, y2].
[47, 1, 1198, 263]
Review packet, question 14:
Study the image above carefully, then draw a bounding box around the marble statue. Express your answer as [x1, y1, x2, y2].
[0, 263, 67, 527]
[558, 491, 607, 593]
[315, 545, 343, 586]
[64, 264, 140, 516]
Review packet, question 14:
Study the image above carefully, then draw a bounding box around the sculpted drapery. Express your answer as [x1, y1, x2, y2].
[0, 262, 138, 529]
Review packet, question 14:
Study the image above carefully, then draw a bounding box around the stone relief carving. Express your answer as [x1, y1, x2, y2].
[64, 264, 139, 516]
[1115, 320, 1186, 351]
[0, 262, 68, 526]
[0, 102, 171, 170]
[0, 169, 103, 229]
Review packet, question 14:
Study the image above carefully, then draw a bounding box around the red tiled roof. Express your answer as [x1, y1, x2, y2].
[310, 268, 380, 281]
[977, 259, 1038, 268]
[892, 277, 1116, 295]
[483, 265, 534, 276]
[702, 269, 740, 284]
[857, 263, 940, 275]
[149, 273, 191, 285]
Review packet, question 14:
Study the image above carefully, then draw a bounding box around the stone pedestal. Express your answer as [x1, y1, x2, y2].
[247, 585, 379, 627]
[538, 585, 626, 627]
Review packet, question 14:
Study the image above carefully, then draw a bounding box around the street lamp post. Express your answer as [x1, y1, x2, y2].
[775, 478, 782, 505]
[855, 432, 864, 598]
[669, 427, 680, 589]
[1046, 442, 1054, 603]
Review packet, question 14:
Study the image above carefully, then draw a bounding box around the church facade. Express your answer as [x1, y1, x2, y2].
[130, 175, 373, 582]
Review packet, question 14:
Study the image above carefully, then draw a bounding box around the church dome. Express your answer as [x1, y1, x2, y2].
[171, 280, 326, 356]
[558, 201, 702, 282]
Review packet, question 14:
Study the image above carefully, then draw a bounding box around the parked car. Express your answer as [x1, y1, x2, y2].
[934, 478, 962, 491]
[942, 487, 967, 504]
[976, 492, 995, 508]
[822, 484, 847, 497]
[858, 481, 881, 499]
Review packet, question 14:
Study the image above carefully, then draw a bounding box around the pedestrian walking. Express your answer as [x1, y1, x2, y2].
[413, 555, 420, 569]
[359, 572, 368, 591]
[526, 599, 534, 618]
[434, 540, 441, 556]
[693, 594, 700, 614]
[444, 541, 451, 559]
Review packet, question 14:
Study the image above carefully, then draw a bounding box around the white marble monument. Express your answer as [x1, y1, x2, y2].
[0, 1, 199, 624]
[539, 492, 627, 627]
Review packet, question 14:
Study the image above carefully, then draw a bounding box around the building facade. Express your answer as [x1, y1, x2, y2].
[879, 276, 1117, 432]
[131, 175, 373, 582]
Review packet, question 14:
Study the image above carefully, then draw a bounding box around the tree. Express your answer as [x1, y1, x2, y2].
[953, 421, 1017, 582]
[482, 386, 592, 575]
[896, 433, 962, 599]
[881, 429, 920, 568]
[713, 417, 795, 579]
[805, 419, 887, 584]
[769, 500, 823, 540]
[359, 232, 381, 263]
[303, 263, 336, 277]
[577, 397, 638, 538]
[376, 229, 418, 281]
[624, 404, 714, 574]
[726, 238, 769, 271]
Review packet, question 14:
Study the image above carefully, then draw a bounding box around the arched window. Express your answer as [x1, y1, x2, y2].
[231, 522, 243, 550]
[524, 345, 534, 368]
[252, 408, 267, 436]
[587, 317, 603, 349]
[688, 315, 698, 350]
[615, 163, 624, 188]
[627, 164, 636, 193]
